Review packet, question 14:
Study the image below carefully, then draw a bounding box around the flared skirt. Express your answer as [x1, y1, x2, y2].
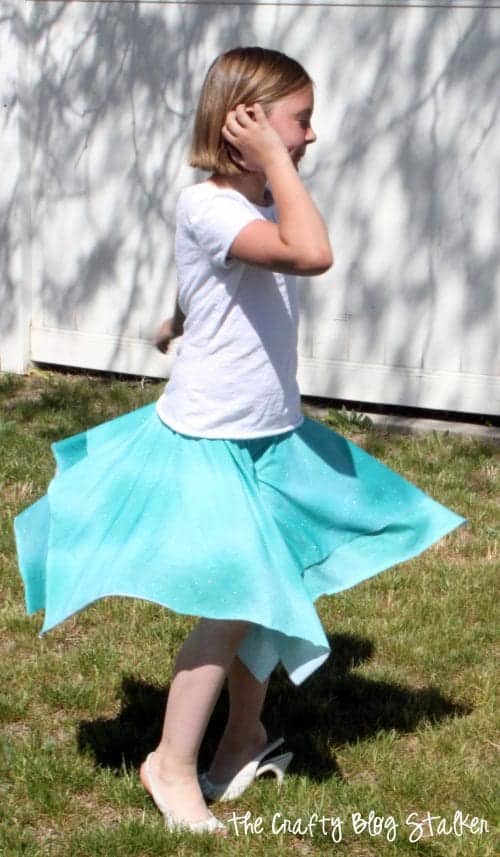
[14, 404, 465, 684]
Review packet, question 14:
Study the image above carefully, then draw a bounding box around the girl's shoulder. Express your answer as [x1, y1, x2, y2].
[177, 184, 276, 240]
[177, 181, 228, 217]
[178, 181, 270, 213]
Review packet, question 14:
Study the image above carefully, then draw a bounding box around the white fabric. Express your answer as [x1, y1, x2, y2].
[156, 182, 303, 438]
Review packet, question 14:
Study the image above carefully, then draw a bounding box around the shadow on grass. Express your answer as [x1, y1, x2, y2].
[77, 632, 472, 781]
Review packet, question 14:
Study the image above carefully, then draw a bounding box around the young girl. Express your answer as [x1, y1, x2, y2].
[14, 47, 465, 835]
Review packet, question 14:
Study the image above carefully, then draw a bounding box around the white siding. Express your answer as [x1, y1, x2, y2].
[1, 1, 31, 373]
[2, 1, 499, 414]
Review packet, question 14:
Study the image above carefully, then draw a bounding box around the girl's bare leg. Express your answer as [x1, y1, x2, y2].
[147, 618, 249, 823]
[207, 655, 271, 783]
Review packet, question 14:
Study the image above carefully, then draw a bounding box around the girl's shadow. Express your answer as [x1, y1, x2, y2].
[77, 632, 471, 781]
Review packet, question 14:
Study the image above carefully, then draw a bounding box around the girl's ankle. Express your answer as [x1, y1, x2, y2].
[152, 747, 198, 781]
[220, 722, 268, 753]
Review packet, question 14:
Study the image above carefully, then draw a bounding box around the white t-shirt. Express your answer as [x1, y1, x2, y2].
[156, 182, 303, 438]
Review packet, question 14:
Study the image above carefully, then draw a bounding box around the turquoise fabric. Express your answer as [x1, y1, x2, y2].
[14, 404, 465, 684]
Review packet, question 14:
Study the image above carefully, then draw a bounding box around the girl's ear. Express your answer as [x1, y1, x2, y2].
[225, 142, 248, 171]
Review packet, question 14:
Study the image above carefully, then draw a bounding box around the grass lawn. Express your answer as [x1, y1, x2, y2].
[0, 369, 498, 856]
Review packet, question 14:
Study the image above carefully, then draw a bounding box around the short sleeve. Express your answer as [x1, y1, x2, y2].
[182, 189, 264, 269]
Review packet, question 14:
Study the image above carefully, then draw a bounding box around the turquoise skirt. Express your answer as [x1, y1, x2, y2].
[14, 404, 465, 684]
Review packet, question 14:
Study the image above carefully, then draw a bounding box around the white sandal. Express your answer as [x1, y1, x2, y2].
[199, 737, 293, 802]
[140, 753, 226, 834]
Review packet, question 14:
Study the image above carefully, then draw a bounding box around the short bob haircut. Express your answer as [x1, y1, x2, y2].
[189, 47, 312, 176]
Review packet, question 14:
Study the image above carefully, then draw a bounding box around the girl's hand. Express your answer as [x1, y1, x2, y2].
[153, 318, 176, 353]
[222, 103, 289, 173]
[153, 316, 184, 353]
[154, 299, 186, 353]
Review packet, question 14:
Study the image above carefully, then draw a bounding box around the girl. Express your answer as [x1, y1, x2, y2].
[14, 47, 465, 835]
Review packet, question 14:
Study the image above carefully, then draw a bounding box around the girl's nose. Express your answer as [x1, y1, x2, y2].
[306, 125, 317, 143]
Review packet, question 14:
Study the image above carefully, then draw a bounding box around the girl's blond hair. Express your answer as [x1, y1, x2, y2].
[189, 47, 312, 175]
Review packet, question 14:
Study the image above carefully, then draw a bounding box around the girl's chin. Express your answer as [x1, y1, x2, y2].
[291, 151, 305, 167]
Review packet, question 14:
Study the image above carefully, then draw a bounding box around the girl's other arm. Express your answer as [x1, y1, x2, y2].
[154, 295, 185, 353]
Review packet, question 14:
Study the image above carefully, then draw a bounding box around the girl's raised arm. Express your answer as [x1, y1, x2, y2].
[223, 103, 333, 276]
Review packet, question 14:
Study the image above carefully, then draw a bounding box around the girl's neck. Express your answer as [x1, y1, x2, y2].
[208, 172, 271, 206]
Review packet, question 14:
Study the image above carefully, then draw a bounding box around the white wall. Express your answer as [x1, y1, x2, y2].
[1, 1, 31, 373]
[2, 1, 499, 414]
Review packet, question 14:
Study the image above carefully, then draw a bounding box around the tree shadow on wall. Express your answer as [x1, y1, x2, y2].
[2, 1, 499, 401]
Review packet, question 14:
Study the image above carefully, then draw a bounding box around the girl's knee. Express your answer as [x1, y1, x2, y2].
[197, 617, 250, 645]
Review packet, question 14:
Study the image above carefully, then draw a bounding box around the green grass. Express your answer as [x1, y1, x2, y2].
[0, 369, 498, 856]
